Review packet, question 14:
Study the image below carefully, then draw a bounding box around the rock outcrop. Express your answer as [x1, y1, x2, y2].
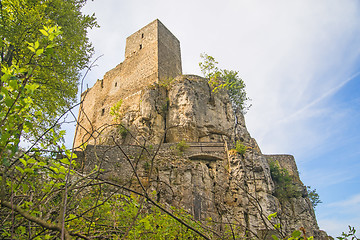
[75, 19, 329, 239]
[77, 75, 329, 239]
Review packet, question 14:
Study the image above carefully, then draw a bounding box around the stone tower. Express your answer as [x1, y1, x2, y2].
[75, 19, 182, 147]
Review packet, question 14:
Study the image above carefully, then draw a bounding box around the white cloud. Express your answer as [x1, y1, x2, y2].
[318, 194, 360, 237]
[329, 194, 360, 208]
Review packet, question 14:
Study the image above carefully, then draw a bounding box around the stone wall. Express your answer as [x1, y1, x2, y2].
[157, 20, 182, 80]
[264, 154, 301, 181]
[74, 19, 182, 148]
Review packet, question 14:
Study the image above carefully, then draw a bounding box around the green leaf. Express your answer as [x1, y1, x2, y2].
[35, 49, 44, 56]
[9, 80, 18, 90]
[60, 158, 70, 165]
[49, 34, 55, 41]
[20, 158, 27, 167]
[37, 161, 46, 167]
[40, 29, 49, 36]
[22, 183, 29, 192]
[50, 167, 59, 174]
[292, 230, 301, 238]
[15, 166, 24, 174]
[2, 158, 10, 166]
[271, 235, 280, 240]
[24, 168, 34, 174]
[267, 212, 277, 221]
[34, 41, 39, 49]
[25, 83, 39, 92]
[46, 43, 56, 49]
[27, 158, 37, 164]
[1, 73, 10, 82]
[28, 46, 36, 53]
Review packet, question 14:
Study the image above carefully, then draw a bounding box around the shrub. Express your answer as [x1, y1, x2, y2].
[110, 99, 123, 121]
[307, 186, 322, 210]
[234, 140, 248, 156]
[199, 53, 251, 113]
[171, 140, 189, 155]
[269, 161, 301, 200]
[177, 140, 189, 153]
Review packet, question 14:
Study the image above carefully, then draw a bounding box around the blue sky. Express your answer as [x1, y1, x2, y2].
[62, 0, 360, 237]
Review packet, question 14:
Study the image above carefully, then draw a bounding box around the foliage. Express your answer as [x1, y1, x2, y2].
[337, 226, 359, 240]
[306, 186, 322, 210]
[0, 25, 78, 238]
[177, 140, 189, 152]
[199, 53, 251, 113]
[269, 160, 301, 200]
[1, 25, 63, 165]
[110, 99, 123, 121]
[268, 213, 314, 240]
[171, 140, 190, 155]
[0, 0, 97, 141]
[62, 191, 207, 239]
[271, 230, 314, 240]
[234, 140, 248, 156]
[159, 77, 175, 89]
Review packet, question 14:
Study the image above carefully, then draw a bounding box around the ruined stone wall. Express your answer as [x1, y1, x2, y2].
[74, 20, 182, 148]
[264, 154, 301, 181]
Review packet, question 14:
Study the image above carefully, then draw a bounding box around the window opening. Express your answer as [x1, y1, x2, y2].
[141, 33, 144, 38]
[101, 108, 105, 116]
[139, 44, 142, 50]
[115, 82, 117, 87]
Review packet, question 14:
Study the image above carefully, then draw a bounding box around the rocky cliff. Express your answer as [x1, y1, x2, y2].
[77, 75, 329, 239]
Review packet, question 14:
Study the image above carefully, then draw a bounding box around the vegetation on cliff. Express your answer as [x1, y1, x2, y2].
[199, 53, 251, 113]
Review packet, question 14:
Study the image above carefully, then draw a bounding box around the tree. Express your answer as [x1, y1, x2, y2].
[0, 0, 97, 142]
[199, 53, 251, 113]
[307, 186, 322, 210]
[0, 23, 211, 238]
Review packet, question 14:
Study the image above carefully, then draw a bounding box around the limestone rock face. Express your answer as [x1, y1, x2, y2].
[166, 75, 236, 143]
[79, 75, 329, 239]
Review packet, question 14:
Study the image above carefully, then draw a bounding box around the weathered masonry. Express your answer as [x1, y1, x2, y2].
[75, 19, 182, 147]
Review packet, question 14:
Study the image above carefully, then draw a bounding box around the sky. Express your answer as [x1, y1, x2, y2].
[63, 0, 360, 237]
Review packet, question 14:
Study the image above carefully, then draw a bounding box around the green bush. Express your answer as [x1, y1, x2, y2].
[234, 140, 248, 156]
[171, 140, 189, 155]
[199, 53, 251, 113]
[177, 140, 189, 153]
[307, 186, 322, 210]
[269, 161, 301, 200]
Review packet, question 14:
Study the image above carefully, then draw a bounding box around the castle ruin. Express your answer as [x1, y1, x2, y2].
[75, 19, 182, 147]
[75, 20, 329, 239]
